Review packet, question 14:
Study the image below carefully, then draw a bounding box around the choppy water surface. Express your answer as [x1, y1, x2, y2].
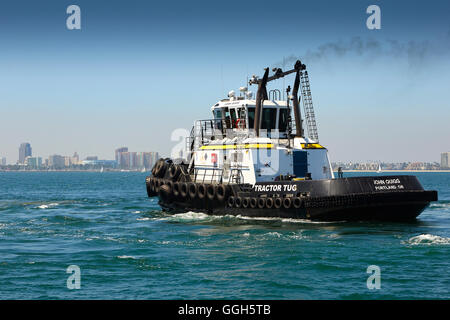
[0, 172, 449, 299]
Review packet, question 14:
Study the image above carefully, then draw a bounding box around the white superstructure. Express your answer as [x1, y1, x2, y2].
[186, 73, 334, 186]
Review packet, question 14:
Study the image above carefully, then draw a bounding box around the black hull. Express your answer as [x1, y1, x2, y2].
[158, 190, 435, 221]
[147, 167, 438, 221]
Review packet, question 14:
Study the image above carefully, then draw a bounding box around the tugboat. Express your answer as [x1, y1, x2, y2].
[146, 61, 437, 221]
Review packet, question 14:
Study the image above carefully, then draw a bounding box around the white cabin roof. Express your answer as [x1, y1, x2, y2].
[211, 99, 288, 111]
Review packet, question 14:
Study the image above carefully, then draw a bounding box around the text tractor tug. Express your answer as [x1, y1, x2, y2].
[146, 61, 437, 221]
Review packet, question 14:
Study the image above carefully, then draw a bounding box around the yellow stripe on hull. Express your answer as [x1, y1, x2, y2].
[301, 143, 325, 149]
[199, 143, 325, 150]
[200, 144, 274, 150]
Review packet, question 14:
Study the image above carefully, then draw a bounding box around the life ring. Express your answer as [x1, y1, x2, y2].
[235, 118, 245, 129]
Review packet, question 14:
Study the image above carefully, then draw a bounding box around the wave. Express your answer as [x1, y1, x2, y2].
[117, 255, 137, 260]
[403, 234, 450, 245]
[157, 211, 337, 225]
[36, 203, 59, 209]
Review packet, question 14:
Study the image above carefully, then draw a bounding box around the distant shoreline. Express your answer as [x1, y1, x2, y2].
[341, 170, 450, 173]
[1, 169, 449, 173]
[0, 169, 148, 173]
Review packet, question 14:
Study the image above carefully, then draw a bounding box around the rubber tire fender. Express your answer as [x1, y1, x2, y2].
[168, 164, 181, 181]
[283, 197, 292, 209]
[274, 197, 282, 209]
[188, 182, 198, 199]
[180, 182, 188, 199]
[206, 184, 216, 201]
[293, 197, 302, 209]
[216, 184, 228, 202]
[257, 198, 266, 209]
[242, 197, 250, 208]
[227, 196, 235, 207]
[234, 197, 242, 208]
[173, 182, 180, 198]
[197, 184, 207, 200]
[266, 197, 274, 209]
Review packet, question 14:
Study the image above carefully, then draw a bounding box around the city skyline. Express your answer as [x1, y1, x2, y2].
[0, 142, 158, 170]
[0, 1, 449, 162]
[0, 139, 449, 165]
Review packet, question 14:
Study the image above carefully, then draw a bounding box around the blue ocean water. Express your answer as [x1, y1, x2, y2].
[0, 171, 448, 299]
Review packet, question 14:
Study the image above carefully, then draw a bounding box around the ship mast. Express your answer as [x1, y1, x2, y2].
[249, 60, 307, 138]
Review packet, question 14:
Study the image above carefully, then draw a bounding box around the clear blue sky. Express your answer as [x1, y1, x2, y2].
[0, 0, 449, 163]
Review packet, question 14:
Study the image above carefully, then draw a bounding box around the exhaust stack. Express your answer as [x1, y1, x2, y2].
[253, 68, 269, 137]
[292, 70, 303, 137]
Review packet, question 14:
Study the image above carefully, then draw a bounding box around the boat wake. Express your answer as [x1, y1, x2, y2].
[403, 234, 450, 246]
[156, 211, 337, 225]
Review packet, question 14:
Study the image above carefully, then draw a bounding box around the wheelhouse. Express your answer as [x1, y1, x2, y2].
[211, 100, 291, 138]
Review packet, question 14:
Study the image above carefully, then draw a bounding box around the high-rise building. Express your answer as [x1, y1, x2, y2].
[25, 157, 42, 168]
[64, 156, 72, 167]
[129, 152, 138, 169]
[441, 152, 450, 169]
[48, 155, 65, 169]
[72, 152, 80, 165]
[0, 157, 6, 166]
[115, 147, 128, 167]
[139, 152, 159, 169]
[19, 143, 32, 164]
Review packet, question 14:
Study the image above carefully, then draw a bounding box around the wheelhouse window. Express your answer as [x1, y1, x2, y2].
[214, 109, 222, 120]
[278, 108, 288, 132]
[261, 108, 277, 130]
[247, 107, 255, 129]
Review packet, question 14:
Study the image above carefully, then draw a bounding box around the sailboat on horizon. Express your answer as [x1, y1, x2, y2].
[377, 163, 382, 173]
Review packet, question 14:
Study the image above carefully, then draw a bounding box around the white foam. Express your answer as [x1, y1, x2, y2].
[404, 234, 450, 245]
[266, 232, 282, 238]
[36, 203, 59, 209]
[158, 211, 340, 224]
[236, 215, 335, 224]
[136, 217, 150, 221]
[163, 211, 211, 221]
[117, 255, 136, 259]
